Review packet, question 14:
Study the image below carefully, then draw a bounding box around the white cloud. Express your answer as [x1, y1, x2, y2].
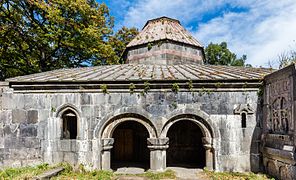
[194, 0, 296, 67]
[122, 0, 228, 28]
[122, 0, 296, 67]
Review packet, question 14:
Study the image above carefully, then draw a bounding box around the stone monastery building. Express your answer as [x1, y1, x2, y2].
[0, 17, 295, 179]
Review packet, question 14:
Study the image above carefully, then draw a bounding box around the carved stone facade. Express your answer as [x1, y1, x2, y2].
[0, 87, 262, 172]
[263, 64, 296, 180]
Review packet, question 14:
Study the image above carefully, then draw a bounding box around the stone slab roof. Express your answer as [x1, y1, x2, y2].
[6, 64, 273, 83]
[127, 17, 203, 48]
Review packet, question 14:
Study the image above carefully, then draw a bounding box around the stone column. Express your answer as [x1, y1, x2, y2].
[147, 138, 169, 171]
[101, 138, 114, 170]
[202, 137, 214, 170]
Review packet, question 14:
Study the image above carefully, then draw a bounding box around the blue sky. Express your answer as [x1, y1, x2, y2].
[98, 0, 296, 67]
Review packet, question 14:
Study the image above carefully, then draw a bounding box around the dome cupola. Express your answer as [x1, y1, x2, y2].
[124, 17, 205, 65]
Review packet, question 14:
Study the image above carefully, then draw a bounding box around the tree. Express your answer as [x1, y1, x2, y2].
[0, 0, 115, 80]
[106, 26, 139, 65]
[277, 50, 296, 69]
[204, 42, 250, 67]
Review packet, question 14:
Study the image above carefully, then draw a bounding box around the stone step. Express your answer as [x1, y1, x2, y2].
[33, 167, 64, 180]
[115, 176, 148, 180]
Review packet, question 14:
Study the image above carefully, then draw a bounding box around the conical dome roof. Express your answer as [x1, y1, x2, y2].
[124, 17, 205, 65]
[127, 17, 203, 48]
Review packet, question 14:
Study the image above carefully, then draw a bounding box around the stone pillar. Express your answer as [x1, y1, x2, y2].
[202, 137, 214, 170]
[101, 138, 114, 170]
[92, 139, 101, 169]
[147, 138, 169, 171]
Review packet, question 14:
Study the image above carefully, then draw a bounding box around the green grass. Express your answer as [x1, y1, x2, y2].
[51, 163, 114, 180]
[0, 163, 273, 180]
[137, 169, 176, 180]
[52, 170, 114, 180]
[204, 168, 273, 180]
[0, 163, 175, 180]
[0, 163, 51, 179]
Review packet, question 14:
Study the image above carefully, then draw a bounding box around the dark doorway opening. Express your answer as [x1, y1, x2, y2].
[167, 120, 205, 168]
[62, 110, 77, 139]
[111, 121, 149, 170]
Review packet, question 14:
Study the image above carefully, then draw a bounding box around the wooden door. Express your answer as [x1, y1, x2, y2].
[113, 129, 133, 161]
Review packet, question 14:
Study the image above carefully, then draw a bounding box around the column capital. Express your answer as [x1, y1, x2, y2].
[147, 138, 169, 150]
[101, 138, 114, 151]
[202, 137, 213, 150]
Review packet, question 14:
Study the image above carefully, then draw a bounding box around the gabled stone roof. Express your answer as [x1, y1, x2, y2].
[126, 17, 203, 48]
[6, 64, 272, 82]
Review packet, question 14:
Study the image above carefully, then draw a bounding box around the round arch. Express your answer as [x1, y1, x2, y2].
[160, 114, 214, 139]
[100, 114, 157, 139]
[98, 113, 157, 170]
[160, 114, 215, 170]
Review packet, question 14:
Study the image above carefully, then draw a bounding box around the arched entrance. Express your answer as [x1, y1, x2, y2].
[167, 120, 206, 168]
[111, 121, 150, 170]
[99, 115, 157, 170]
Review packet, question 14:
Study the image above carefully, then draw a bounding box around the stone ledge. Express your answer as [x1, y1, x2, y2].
[33, 167, 64, 180]
[263, 147, 295, 163]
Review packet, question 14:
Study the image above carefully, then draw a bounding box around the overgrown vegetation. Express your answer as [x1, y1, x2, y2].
[100, 84, 109, 94]
[215, 82, 222, 88]
[204, 168, 273, 180]
[257, 83, 264, 97]
[0, 163, 175, 180]
[1, 163, 274, 180]
[147, 43, 153, 50]
[187, 80, 193, 92]
[199, 87, 212, 96]
[0, 163, 52, 179]
[171, 101, 178, 109]
[171, 83, 179, 93]
[141, 81, 150, 96]
[51, 107, 56, 112]
[129, 83, 136, 94]
[139, 169, 176, 180]
[52, 167, 114, 180]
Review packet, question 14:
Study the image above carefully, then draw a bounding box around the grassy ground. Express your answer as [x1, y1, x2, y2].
[204, 168, 274, 180]
[0, 163, 175, 180]
[0, 163, 53, 179]
[0, 163, 274, 180]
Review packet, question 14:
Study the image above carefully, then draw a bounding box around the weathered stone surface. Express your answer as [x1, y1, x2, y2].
[27, 110, 38, 124]
[262, 64, 296, 179]
[64, 152, 77, 165]
[12, 109, 27, 123]
[81, 94, 92, 105]
[20, 124, 37, 137]
[0, 110, 12, 124]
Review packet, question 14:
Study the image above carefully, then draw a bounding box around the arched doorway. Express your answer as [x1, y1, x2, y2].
[111, 121, 150, 170]
[167, 120, 206, 168]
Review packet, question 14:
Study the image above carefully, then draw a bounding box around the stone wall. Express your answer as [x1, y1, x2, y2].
[0, 83, 261, 172]
[126, 41, 204, 65]
[262, 64, 296, 180]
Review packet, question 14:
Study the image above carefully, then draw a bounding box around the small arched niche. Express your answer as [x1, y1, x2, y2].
[241, 112, 247, 128]
[61, 109, 78, 139]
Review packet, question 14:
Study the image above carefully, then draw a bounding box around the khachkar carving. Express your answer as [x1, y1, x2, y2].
[271, 97, 289, 133]
[268, 78, 292, 134]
